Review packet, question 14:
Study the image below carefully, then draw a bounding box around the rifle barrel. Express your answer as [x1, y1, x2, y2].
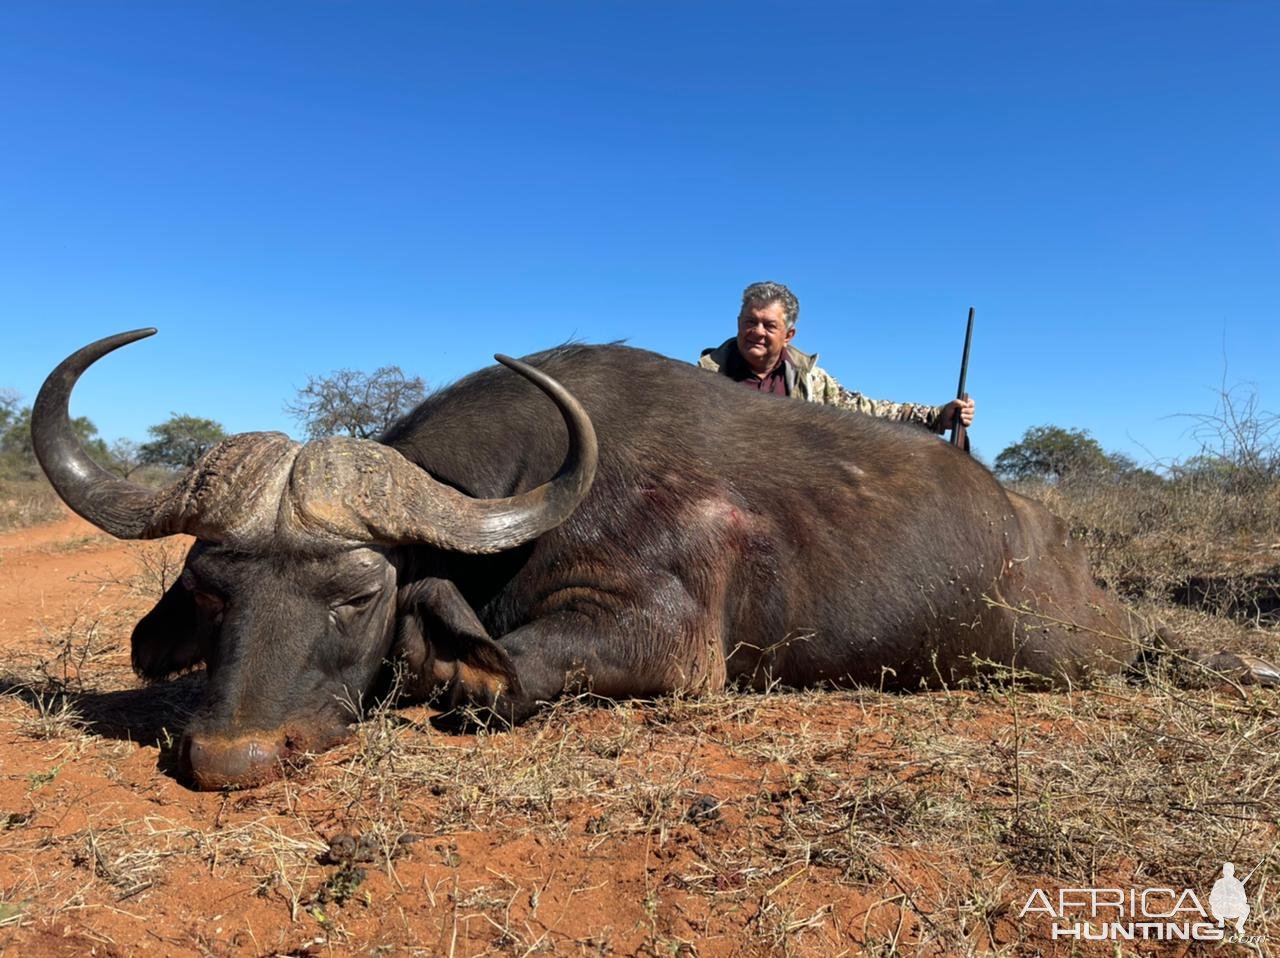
[949, 307, 975, 450]
[955, 306, 975, 401]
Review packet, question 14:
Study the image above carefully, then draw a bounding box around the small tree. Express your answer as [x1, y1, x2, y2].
[994, 425, 1113, 483]
[1178, 381, 1279, 491]
[140, 414, 226, 469]
[108, 438, 147, 479]
[0, 388, 20, 433]
[0, 403, 110, 465]
[285, 366, 427, 440]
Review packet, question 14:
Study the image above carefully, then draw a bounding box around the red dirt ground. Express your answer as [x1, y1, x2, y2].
[0, 514, 1273, 956]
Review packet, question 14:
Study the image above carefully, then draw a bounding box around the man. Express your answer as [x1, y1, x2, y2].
[699, 281, 976, 434]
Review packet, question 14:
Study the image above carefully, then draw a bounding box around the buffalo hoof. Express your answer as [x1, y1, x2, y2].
[1234, 654, 1280, 687]
[181, 732, 289, 790]
[1201, 652, 1280, 688]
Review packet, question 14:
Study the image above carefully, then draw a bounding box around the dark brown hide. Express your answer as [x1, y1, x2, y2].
[36, 338, 1270, 789]
[382, 346, 1143, 723]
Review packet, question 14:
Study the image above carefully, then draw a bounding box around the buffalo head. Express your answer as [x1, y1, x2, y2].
[33, 330, 597, 789]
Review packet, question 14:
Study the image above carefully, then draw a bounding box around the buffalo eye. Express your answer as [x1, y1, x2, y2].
[192, 590, 225, 619]
[180, 569, 225, 618]
[336, 590, 381, 614]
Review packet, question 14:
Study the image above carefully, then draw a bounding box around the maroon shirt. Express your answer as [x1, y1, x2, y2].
[723, 345, 789, 396]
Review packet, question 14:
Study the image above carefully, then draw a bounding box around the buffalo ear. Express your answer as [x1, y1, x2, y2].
[393, 577, 521, 702]
[131, 581, 211, 680]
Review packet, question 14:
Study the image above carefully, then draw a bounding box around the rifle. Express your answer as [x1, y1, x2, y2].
[949, 307, 974, 452]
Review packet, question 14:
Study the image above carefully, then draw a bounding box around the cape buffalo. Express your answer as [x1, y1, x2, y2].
[32, 330, 1275, 789]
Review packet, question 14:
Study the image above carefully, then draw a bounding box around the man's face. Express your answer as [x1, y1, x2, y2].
[736, 300, 796, 375]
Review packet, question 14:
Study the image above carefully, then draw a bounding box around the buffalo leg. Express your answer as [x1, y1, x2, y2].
[450, 612, 686, 726]
[395, 577, 523, 708]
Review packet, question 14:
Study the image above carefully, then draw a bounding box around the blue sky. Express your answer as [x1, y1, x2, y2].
[2, 1, 1276, 467]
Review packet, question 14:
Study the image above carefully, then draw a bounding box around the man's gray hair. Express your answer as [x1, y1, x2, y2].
[739, 281, 799, 329]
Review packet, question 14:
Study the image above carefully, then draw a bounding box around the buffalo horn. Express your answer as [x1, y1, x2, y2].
[35, 333, 599, 553]
[288, 355, 598, 553]
[32, 329, 171, 539]
[398, 353, 597, 550]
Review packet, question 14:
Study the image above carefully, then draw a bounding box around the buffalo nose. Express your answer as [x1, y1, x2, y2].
[181, 732, 287, 790]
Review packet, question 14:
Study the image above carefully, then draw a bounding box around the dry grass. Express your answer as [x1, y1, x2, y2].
[4, 644, 1280, 953]
[1017, 474, 1280, 627]
[0, 479, 62, 531]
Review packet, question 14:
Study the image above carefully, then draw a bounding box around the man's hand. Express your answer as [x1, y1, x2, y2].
[939, 396, 976, 430]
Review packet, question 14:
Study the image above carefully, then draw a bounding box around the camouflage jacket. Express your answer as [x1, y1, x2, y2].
[698, 339, 944, 432]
